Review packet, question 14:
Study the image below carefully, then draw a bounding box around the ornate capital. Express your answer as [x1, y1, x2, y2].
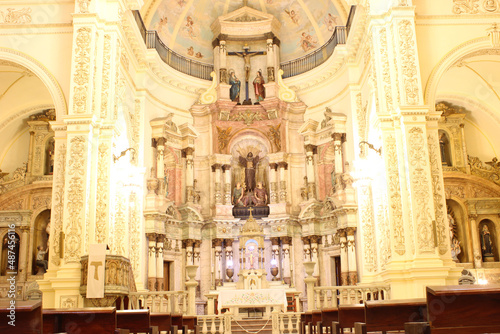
[281, 236, 292, 245]
[224, 238, 233, 247]
[182, 147, 195, 157]
[332, 132, 346, 143]
[156, 234, 165, 244]
[212, 163, 222, 172]
[304, 144, 317, 154]
[183, 239, 195, 248]
[222, 164, 231, 172]
[270, 237, 280, 246]
[193, 240, 202, 248]
[146, 233, 157, 242]
[212, 238, 223, 247]
[301, 236, 310, 244]
[346, 227, 356, 236]
[310, 235, 321, 244]
[269, 163, 278, 171]
[277, 161, 288, 169]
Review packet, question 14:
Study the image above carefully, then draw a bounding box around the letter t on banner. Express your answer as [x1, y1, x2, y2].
[86, 244, 107, 298]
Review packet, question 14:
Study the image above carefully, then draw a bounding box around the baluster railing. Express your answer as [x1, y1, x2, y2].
[313, 285, 391, 309]
[275, 312, 301, 334]
[128, 291, 188, 313]
[198, 315, 225, 334]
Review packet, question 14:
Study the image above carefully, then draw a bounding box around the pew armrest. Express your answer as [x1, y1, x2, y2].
[116, 329, 130, 334]
[332, 321, 341, 334]
[405, 322, 430, 334]
[354, 322, 367, 334]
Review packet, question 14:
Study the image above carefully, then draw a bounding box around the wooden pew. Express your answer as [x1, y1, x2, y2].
[0, 300, 42, 334]
[301, 311, 313, 334]
[150, 313, 172, 333]
[321, 307, 338, 334]
[425, 284, 500, 334]
[353, 298, 426, 334]
[332, 304, 364, 334]
[43, 307, 127, 334]
[183, 315, 197, 331]
[117, 309, 158, 334]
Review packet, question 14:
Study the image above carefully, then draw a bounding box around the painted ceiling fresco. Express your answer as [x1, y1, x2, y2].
[148, 0, 342, 63]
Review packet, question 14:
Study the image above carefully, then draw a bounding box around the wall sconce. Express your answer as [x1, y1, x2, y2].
[113, 147, 136, 163]
[359, 141, 382, 156]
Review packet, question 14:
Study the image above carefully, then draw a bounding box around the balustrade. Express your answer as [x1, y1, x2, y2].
[131, 7, 357, 81]
[313, 285, 390, 309]
[273, 312, 301, 334]
[198, 315, 226, 334]
[128, 291, 187, 313]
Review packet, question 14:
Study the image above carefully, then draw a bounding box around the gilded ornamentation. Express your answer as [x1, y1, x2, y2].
[72, 27, 92, 114]
[32, 196, 51, 210]
[199, 71, 217, 104]
[360, 185, 377, 272]
[129, 191, 141, 280]
[78, 0, 91, 13]
[267, 124, 281, 151]
[51, 143, 65, 266]
[398, 20, 419, 105]
[230, 109, 264, 125]
[385, 134, 405, 255]
[452, 0, 480, 13]
[375, 193, 391, 269]
[468, 156, 500, 186]
[60, 296, 78, 308]
[95, 143, 110, 244]
[113, 186, 127, 256]
[408, 127, 434, 253]
[100, 34, 111, 118]
[355, 93, 367, 147]
[65, 136, 87, 263]
[128, 100, 141, 165]
[216, 126, 232, 152]
[277, 69, 298, 102]
[379, 28, 393, 113]
[0, 8, 32, 24]
[428, 133, 448, 255]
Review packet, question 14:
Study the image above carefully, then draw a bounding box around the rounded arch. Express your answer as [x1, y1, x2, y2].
[0, 47, 67, 120]
[424, 36, 490, 106]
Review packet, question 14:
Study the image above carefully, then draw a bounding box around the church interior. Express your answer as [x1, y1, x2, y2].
[1, 0, 500, 333]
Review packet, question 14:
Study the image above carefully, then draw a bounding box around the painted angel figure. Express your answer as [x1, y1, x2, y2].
[284, 8, 299, 25]
[239, 151, 260, 192]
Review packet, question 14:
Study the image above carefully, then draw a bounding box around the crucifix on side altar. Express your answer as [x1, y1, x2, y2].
[228, 45, 266, 105]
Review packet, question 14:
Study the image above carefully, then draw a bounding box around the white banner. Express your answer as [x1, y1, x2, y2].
[86, 244, 107, 298]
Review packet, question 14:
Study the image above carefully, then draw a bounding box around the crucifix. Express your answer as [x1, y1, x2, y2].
[228, 45, 266, 104]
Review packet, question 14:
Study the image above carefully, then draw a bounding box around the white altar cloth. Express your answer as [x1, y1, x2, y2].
[218, 289, 287, 312]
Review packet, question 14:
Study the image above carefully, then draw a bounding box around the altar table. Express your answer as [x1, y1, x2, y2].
[218, 289, 287, 313]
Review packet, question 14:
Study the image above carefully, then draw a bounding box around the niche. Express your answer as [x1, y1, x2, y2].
[479, 219, 498, 262]
[439, 130, 452, 166]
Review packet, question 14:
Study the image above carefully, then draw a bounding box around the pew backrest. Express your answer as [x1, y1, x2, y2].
[0, 300, 42, 334]
[43, 307, 117, 334]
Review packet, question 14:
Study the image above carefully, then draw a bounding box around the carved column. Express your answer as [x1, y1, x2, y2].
[224, 239, 233, 280]
[156, 235, 164, 290]
[281, 236, 292, 284]
[19, 226, 29, 280]
[156, 137, 166, 184]
[184, 239, 195, 266]
[183, 148, 195, 203]
[278, 162, 288, 203]
[302, 236, 311, 261]
[332, 133, 345, 191]
[269, 163, 278, 204]
[212, 164, 222, 205]
[270, 237, 280, 280]
[305, 145, 317, 199]
[193, 240, 201, 281]
[222, 165, 232, 205]
[346, 227, 357, 285]
[310, 235, 320, 279]
[338, 229, 349, 285]
[147, 233, 157, 291]
[469, 214, 482, 268]
[266, 38, 275, 82]
[219, 40, 228, 83]
[213, 239, 223, 286]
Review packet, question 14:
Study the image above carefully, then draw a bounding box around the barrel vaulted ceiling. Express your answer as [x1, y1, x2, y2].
[142, 0, 345, 62]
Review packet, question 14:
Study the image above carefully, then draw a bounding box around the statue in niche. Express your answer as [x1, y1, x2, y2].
[481, 224, 494, 259]
[246, 182, 267, 206]
[238, 151, 260, 192]
[46, 139, 55, 175]
[439, 132, 451, 166]
[448, 213, 461, 262]
[253, 70, 266, 104]
[232, 182, 245, 207]
[229, 70, 241, 103]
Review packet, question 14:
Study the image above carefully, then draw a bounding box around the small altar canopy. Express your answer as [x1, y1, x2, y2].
[236, 208, 269, 290]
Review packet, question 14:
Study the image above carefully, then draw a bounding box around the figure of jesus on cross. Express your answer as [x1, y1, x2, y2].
[228, 45, 266, 104]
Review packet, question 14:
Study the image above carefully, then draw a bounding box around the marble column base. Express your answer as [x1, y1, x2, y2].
[340, 272, 349, 286]
[148, 277, 157, 291]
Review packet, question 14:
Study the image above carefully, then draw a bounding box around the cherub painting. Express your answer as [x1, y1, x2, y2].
[187, 46, 194, 56]
[157, 16, 168, 33]
[195, 52, 204, 59]
[284, 8, 299, 25]
[184, 15, 196, 39]
[298, 32, 317, 52]
[177, 0, 187, 7]
[324, 13, 339, 32]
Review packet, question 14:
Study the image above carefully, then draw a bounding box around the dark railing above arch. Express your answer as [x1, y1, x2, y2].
[132, 6, 356, 81]
[280, 6, 356, 78]
[132, 10, 214, 81]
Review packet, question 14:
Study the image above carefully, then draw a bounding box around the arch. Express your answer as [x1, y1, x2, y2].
[0, 47, 67, 120]
[424, 36, 490, 106]
[31, 209, 51, 275]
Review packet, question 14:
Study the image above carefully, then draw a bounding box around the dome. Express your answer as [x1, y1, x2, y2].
[146, 0, 343, 63]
